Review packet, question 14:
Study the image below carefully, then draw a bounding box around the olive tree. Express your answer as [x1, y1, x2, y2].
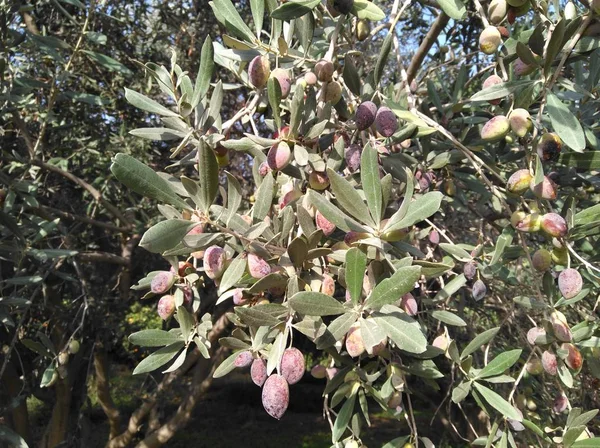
[3, 0, 600, 444]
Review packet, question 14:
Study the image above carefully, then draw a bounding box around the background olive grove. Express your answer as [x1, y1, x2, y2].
[1, 0, 600, 446]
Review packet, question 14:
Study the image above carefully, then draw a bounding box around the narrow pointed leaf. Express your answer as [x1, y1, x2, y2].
[384, 192, 443, 232]
[125, 88, 179, 117]
[129, 329, 182, 347]
[326, 168, 375, 227]
[364, 266, 421, 310]
[133, 341, 185, 375]
[477, 349, 522, 379]
[473, 382, 522, 421]
[289, 292, 345, 316]
[361, 143, 382, 222]
[372, 304, 427, 354]
[110, 154, 191, 210]
[346, 248, 367, 306]
[252, 172, 274, 221]
[140, 219, 196, 253]
[306, 190, 369, 233]
[192, 36, 214, 106]
[197, 140, 219, 212]
[547, 92, 585, 152]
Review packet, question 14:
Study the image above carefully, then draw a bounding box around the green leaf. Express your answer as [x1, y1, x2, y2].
[364, 266, 421, 310]
[0, 425, 29, 448]
[140, 219, 196, 253]
[295, 13, 314, 57]
[213, 351, 240, 378]
[433, 274, 466, 302]
[559, 151, 600, 170]
[544, 19, 565, 76]
[162, 348, 188, 373]
[382, 437, 410, 448]
[270, 0, 320, 19]
[490, 228, 513, 265]
[473, 382, 522, 421]
[177, 306, 195, 343]
[252, 172, 274, 221]
[288, 237, 308, 268]
[21, 339, 52, 358]
[452, 381, 471, 403]
[469, 80, 533, 102]
[248, 273, 288, 295]
[361, 143, 383, 223]
[327, 168, 375, 227]
[374, 31, 393, 87]
[65, 92, 110, 106]
[372, 305, 427, 354]
[85, 31, 106, 45]
[124, 88, 179, 117]
[289, 84, 305, 137]
[315, 312, 357, 349]
[40, 361, 56, 388]
[235, 306, 284, 327]
[206, 81, 223, 128]
[575, 204, 600, 226]
[438, 243, 472, 262]
[427, 79, 444, 113]
[82, 50, 133, 75]
[289, 292, 345, 316]
[132, 341, 185, 375]
[569, 409, 599, 428]
[383, 168, 413, 228]
[306, 190, 369, 233]
[192, 36, 214, 107]
[572, 439, 600, 447]
[129, 127, 187, 141]
[346, 248, 367, 306]
[250, 0, 265, 36]
[384, 192, 443, 232]
[477, 349, 522, 379]
[129, 329, 182, 347]
[546, 92, 585, 152]
[461, 327, 500, 359]
[209, 0, 256, 43]
[267, 329, 287, 375]
[197, 140, 219, 212]
[437, 0, 466, 19]
[343, 54, 361, 96]
[351, 0, 385, 20]
[218, 255, 247, 295]
[516, 41, 539, 66]
[431, 310, 467, 327]
[360, 317, 386, 353]
[332, 393, 357, 442]
[268, 77, 282, 130]
[5, 276, 43, 286]
[224, 172, 243, 226]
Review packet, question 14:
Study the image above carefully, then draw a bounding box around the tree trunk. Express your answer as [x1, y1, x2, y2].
[135, 346, 227, 448]
[94, 349, 121, 439]
[1, 359, 31, 445]
[39, 379, 72, 448]
[106, 312, 230, 448]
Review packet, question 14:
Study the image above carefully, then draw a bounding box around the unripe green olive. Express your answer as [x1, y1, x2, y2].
[532, 249, 552, 271]
[489, 0, 508, 24]
[479, 27, 502, 54]
[68, 339, 80, 354]
[480, 115, 510, 141]
[356, 20, 370, 41]
[508, 108, 532, 137]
